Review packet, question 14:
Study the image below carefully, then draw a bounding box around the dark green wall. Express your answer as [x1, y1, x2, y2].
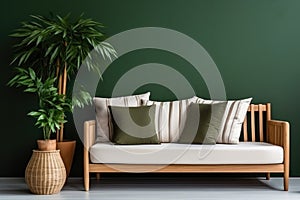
[1, 0, 300, 177]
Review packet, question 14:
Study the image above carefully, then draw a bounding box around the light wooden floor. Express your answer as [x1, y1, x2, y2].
[0, 177, 299, 199]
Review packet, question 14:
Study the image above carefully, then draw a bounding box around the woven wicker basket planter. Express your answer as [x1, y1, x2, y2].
[25, 150, 66, 195]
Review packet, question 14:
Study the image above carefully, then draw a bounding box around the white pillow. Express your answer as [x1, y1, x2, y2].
[145, 97, 197, 143]
[93, 92, 150, 142]
[194, 97, 252, 144]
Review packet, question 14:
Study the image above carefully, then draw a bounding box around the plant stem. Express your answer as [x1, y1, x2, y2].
[43, 127, 46, 140]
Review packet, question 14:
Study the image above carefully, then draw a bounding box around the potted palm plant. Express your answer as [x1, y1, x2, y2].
[8, 68, 70, 194]
[9, 14, 116, 175]
[8, 67, 71, 151]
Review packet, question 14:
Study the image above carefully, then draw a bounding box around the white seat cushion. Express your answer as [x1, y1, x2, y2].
[90, 142, 283, 165]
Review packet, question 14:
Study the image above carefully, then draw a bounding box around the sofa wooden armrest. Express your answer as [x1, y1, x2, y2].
[83, 120, 96, 191]
[267, 119, 290, 191]
[267, 120, 290, 148]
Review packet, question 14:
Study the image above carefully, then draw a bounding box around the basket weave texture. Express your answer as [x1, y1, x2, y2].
[25, 150, 66, 195]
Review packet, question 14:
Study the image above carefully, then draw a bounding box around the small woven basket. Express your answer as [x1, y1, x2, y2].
[25, 150, 66, 195]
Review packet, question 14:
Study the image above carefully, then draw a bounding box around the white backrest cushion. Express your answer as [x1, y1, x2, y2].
[194, 97, 252, 144]
[93, 92, 150, 142]
[145, 97, 197, 143]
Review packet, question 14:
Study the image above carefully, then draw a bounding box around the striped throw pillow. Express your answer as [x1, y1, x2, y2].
[194, 97, 252, 144]
[145, 97, 197, 143]
[93, 92, 151, 142]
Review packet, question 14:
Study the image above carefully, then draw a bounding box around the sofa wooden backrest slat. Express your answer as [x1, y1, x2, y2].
[243, 115, 248, 141]
[250, 104, 256, 142]
[258, 104, 264, 142]
[242, 103, 271, 142]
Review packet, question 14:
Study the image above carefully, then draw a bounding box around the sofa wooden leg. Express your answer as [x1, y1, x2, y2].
[284, 171, 289, 191]
[84, 170, 90, 191]
[96, 173, 100, 180]
[266, 173, 270, 180]
[83, 147, 90, 191]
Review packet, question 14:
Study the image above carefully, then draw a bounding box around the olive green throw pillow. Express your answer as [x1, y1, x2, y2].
[109, 105, 160, 145]
[178, 102, 227, 144]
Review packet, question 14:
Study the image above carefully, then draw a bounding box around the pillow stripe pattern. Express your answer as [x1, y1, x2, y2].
[145, 97, 197, 143]
[106, 99, 113, 140]
[93, 92, 151, 142]
[194, 97, 252, 144]
[222, 101, 241, 143]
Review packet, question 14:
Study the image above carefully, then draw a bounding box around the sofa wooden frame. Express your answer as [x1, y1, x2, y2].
[83, 103, 290, 191]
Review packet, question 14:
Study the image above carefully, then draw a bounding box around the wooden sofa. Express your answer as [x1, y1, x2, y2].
[83, 103, 290, 191]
